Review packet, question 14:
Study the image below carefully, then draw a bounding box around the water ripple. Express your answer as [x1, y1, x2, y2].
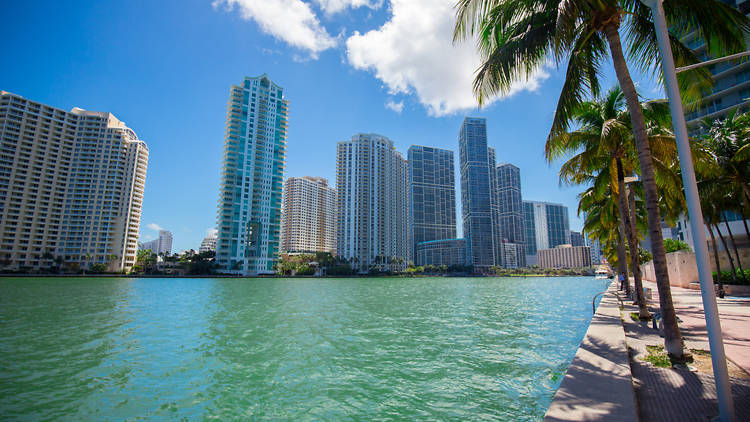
[0, 276, 611, 421]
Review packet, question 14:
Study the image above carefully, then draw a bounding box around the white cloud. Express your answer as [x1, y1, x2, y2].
[314, 0, 383, 15]
[385, 99, 404, 113]
[213, 0, 338, 57]
[147, 223, 164, 231]
[345, 0, 550, 116]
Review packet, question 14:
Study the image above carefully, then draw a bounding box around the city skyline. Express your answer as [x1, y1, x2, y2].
[0, 1, 668, 252]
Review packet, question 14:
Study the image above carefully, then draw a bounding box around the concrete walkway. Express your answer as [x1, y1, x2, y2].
[642, 280, 750, 374]
[623, 282, 750, 421]
[544, 282, 637, 422]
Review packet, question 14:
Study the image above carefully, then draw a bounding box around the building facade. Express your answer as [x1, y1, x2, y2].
[0, 91, 148, 272]
[538, 245, 592, 269]
[523, 200, 570, 265]
[587, 235, 603, 265]
[496, 163, 525, 268]
[199, 231, 218, 253]
[139, 230, 172, 255]
[336, 134, 408, 272]
[408, 145, 457, 264]
[459, 117, 501, 271]
[683, 0, 750, 129]
[415, 238, 468, 267]
[280, 176, 336, 254]
[569, 230, 585, 247]
[215, 75, 287, 275]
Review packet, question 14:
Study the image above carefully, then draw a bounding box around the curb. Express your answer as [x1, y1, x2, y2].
[544, 281, 638, 421]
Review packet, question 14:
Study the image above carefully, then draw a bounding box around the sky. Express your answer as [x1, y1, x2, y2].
[0, 0, 664, 252]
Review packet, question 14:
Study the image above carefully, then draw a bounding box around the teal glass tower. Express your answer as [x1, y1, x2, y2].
[216, 75, 288, 275]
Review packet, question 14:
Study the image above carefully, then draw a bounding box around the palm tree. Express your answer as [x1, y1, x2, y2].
[454, 0, 749, 359]
[700, 110, 750, 211]
[700, 185, 728, 296]
[697, 111, 750, 283]
[548, 86, 662, 318]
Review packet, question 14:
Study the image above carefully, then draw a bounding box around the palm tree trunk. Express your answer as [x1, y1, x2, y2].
[707, 223, 724, 298]
[715, 223, 739, 284]
[626, 176, 651, 318]
[723, 213, 746, 280]
[604, 22, 683, 358]
[743, 218, 750, 244]
[617, 160, 650, 318]
[616, 208, 630, 294]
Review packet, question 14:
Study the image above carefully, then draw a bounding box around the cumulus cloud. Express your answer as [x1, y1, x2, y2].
[314, 0, 383, 15]
[213, 0, 338, 57]
[385, 99, 404, 113]
[345, 0, 550, 116]
[147, 223, 164, 231]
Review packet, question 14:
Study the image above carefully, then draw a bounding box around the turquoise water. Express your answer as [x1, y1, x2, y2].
[0, 276, 610, 421]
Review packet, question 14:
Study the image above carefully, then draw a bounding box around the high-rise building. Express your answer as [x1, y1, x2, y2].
[199, 231, 218, 253]
[139, 230, 172, 255]
[415, 238, 468, 267]
[522, 201, 538, 265]
[538, 245, 592, 269]
[280, 176, 336, 254]
[0, 91, 148, 272]
[158, 230, 172, 255]
[408, 145, 457, 264]
[487, 147, 505, 267]
[336, 134, 408, 272]
[522, 200, 570, 265]
[496, 163, 525, 267]
[683, 0, 750, 130]
[569, 230, 585, 247]
[459, 117, 501, 271]
[587, 235, 603, 265]
[215, 74, 287, 275]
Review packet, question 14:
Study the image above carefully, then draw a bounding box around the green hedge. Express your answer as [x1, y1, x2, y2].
[713, 269, 750, 285]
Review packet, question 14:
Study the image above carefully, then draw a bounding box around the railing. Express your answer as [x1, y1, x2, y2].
[592, 290, 623, 313]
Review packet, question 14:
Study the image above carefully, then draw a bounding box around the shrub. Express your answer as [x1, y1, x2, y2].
[326, 265, 356, 276]
[639, 248, 653, 263]
[90, 263, 107, 273]
[295, 264, 315, 276]
[664, 239, 690, 253]
[713, 269, 750, 285]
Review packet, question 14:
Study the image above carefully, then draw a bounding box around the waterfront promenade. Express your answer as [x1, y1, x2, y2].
[545, 280, 750, 422]
[641, 280, 750, 374]
[628, 281, 750, 421]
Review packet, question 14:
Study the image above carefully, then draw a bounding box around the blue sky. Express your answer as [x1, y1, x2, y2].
[1, 0, 663, 252]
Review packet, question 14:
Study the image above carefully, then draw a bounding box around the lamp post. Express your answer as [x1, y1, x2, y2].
[638, 0, 734, 420]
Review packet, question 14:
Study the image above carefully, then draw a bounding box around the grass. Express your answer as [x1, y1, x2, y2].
[629, 312, 653, 322]
[643, 345, 696, 367]
[644, 345, 673, 367]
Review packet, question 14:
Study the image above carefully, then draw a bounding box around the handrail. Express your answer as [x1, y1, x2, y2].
[592, 291, 607, 313]
[592, 290, 623, 313]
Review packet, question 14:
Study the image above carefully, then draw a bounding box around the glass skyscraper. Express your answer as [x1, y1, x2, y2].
[496, 163, 525, 267]
[459, 117, 501, 270]
[216, 74, 287, 275]
[522, 200, 570, 265]
[408, 145, 457, 264]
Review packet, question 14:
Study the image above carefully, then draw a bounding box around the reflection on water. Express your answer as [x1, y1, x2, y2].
[0, 276, 610, 421]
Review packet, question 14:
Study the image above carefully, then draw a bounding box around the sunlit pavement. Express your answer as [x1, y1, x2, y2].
[642, 280, 750, 374]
